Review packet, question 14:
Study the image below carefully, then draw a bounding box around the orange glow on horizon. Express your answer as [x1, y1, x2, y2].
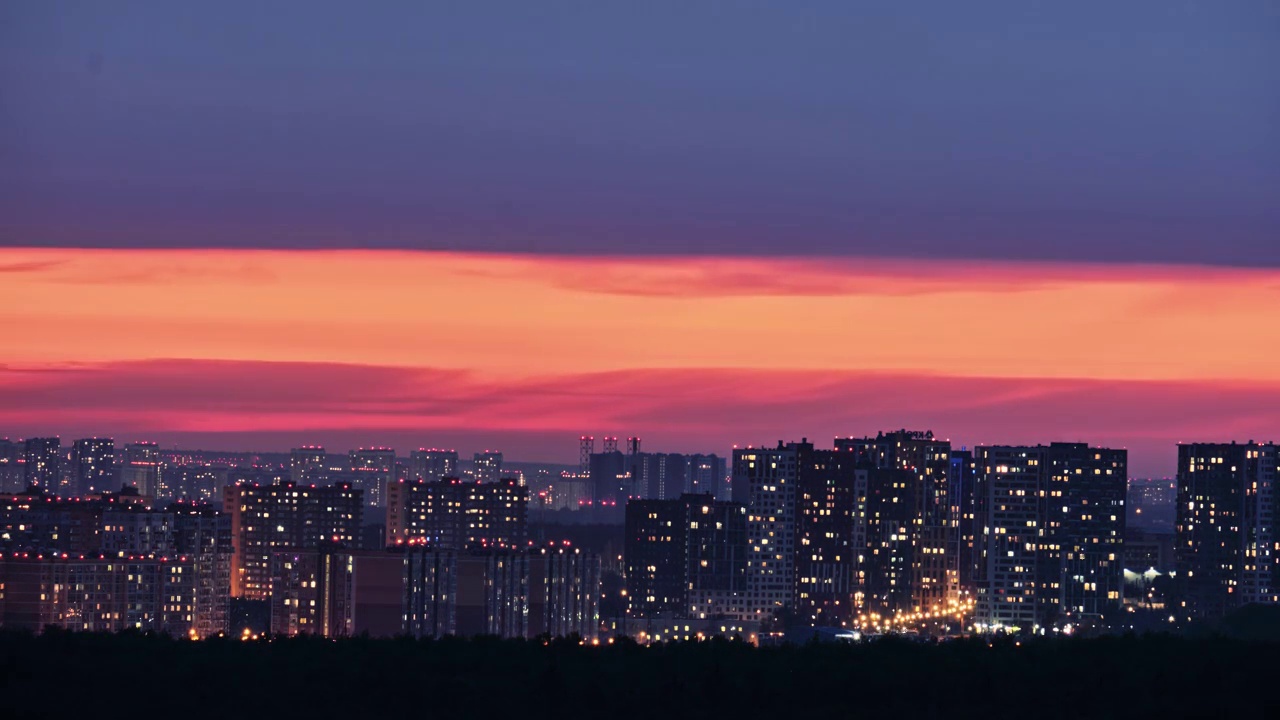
[2, 247, 1277, 383]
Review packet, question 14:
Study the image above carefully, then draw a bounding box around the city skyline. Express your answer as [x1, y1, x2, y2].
[6, 432, 1269, 638]
[3, 2, 1278, 712]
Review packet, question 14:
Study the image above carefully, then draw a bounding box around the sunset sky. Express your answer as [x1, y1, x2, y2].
[2, 2, 1278, 476]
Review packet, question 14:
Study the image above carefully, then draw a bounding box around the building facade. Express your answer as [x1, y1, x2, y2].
[0, 439, 22, 493]
[733, 443, 801, 621]
[23, 437, 61, 490]
[122, 442, 161, 498]
[472, 451, 504, 483]
[222, 481, 363, 600]
[386, 478, 527, 550]
[409, 449, 459, 483]
[173, 505, 233, 637]
[529, 546, 601, 639]
[1175, 442, 1277, 620]
[0, 554, 197, 635]
[349, 448, 395, 508]
[72, 438, 115, 497]
[972, 443, 1127, 631]
[289, 446, 327, 485]
[836, 430, 953, 617]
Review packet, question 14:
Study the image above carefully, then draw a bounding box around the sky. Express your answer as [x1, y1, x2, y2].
[1, 2, 1278, 476]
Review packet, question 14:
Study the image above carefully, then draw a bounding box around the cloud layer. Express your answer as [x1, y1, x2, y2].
[3, 358, 1278, 477]
[2, 248, 1276, 476]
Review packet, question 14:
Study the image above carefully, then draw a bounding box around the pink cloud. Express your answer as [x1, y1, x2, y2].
[3, 359, 1278, 476]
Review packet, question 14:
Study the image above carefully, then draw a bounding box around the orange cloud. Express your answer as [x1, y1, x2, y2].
[1, 248, 1277, 385]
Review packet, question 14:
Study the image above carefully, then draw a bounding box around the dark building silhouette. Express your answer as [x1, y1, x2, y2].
[404, 546, 599, 640]
[1175, 442, 1278, 620]
[950, 450, 978, 591]
[472, 451, 503, 483]
[590, 450, 628, 504]
[386, 477, 527, 550]
[1045, 443, 1127, 624]
[625, 494, 748, 620]
[23, 437, 60, 490]
[72, 438, 115, 497]
[0, 439, 21, 493]
[122, 442, 161, 497]
[625, 498, 692, 617]
[793, 447, 863, 627]
[628, 452, 726, 501]
[172, 504, 233, 638]
[687, 454, 728, 501]
[289, 446, 327, 484]
[271, 546, 405, 638]
[1125, 529, 1174, 574]
[409, 448, 458, 482]
[349, 447, 395, 508]
[529, 546, 602, 638]
[0, 553, 197, 634]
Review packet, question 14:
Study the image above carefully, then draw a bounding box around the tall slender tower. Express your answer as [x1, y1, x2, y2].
[579, 436, 594, 476]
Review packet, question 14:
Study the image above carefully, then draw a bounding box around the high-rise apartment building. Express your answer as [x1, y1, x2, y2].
[0, 439, 22, 493]
[222, 481, 363, 600]
[972, 443, 1127, 631]
[23, 437, 61, 490]
[386, 478, 527, 550]
[289, 446, 327, 484]
[719, 432, 956, 628]
[472, 451, 503, 483]
[1044, 443, 1127, 623]
[72, 438, 115, 496]
[402, 545, 600, 640]
[590, 450, 629, 503]
[1175, 442, 1278, 620]
[349, 448, 395, 508]
[172, 505, 233, 637]
[122, 442, 161, 497]
[529, 546, 602, 639]
[270, 546, 404, 638]
[552, 475, 593, 510]
[687, 454, 728, 501]
[972, 445, 1045, 631]
[409, 449, 459, 482]
[793, 448, 863, 627]
[625, 497, 692, 617]
[733, 442, 801, 621]
[99, 506, 174, 555]
[950, 450, 979, 592]
[0, 554, 197, 635]
[404, 548, 527, 638]
[624, 494, 748, 620]
[835, 430, 953, 617]
[627, 452, 727, 501]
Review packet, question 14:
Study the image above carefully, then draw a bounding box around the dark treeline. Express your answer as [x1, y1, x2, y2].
[1, 632, 1277, 719]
